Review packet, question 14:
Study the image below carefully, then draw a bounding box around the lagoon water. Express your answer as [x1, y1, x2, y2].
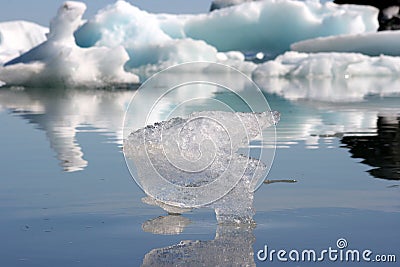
[0, 76, 399, 266]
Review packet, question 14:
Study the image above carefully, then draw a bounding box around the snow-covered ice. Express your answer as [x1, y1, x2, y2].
[0, 0, 383, 87]
[253, 51, 400, 78]
[291, 30, 400, 56]
[0, 21, 48, 65]
[0, 1, 138, 87]
[253, 51, 400, 101]
[76, 0, 378, 58]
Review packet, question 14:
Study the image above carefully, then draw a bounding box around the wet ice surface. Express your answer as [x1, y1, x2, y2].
[124, 110, 279, 223]
[0, 82, 399, 266]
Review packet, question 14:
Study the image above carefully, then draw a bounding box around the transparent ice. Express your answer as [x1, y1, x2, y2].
[124, 110, 279, 223]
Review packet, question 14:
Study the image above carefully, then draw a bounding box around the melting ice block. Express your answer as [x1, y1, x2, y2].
[124, 110, 279, 224]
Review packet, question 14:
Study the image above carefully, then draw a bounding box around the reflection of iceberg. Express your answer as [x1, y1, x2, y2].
[341, 115, 400, 180]
[142, 223, 255, 266]
[0, 72, 254, 172]
[124, 111, 279, 223]
[0, 88, 133, 172]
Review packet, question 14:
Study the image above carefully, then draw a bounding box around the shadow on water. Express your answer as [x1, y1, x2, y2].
[341, 115, 400, 181]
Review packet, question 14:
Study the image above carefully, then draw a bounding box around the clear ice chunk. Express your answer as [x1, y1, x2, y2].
[124, 110, 279, 223]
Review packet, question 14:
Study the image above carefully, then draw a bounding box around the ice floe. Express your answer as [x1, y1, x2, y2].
[0, 0, 382, 87]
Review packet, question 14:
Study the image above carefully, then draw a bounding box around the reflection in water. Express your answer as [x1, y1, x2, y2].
[142, 215, 191, 235]
[142, 217, 255, 266]
[0, 87, 133, 172]
[341, 115, 400, 180]
[0, 73, 252, 172]
[0, 78, 399, 175]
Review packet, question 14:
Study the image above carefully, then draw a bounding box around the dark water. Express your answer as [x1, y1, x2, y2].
[0, 83, 399, 266]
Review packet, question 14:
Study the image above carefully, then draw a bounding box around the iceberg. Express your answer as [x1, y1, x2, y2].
[291, 30, 400, 56]
[124, 110, 279, 223]
[253, 51, 400, 78]
[0, 1, 138, 87]
[253, 51, 400, 101]
[0, 0, 386, 87]
[76, 0, 378, 58]
[0, 21, 48, 65]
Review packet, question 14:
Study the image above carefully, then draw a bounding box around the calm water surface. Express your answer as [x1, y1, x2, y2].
[0, 78, 399, 266]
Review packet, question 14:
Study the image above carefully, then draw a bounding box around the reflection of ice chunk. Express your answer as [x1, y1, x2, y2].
[124, 111, 279, 223]
[142, 224, 255, 266]
[0, 1, 138, 87]
[0, 21, 48, 65]
[291, 30, 400, 56]
[142, 215, 191, 235]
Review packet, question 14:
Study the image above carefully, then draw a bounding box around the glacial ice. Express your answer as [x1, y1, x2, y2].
[124, 110, 279, 223]
[291, 30, 400, 56]
[0, 1, 138, 87]
[253, 51, 400, 78]
[0, 21, 48, 65]
[76, 0, 378, 59]
[0, 0, 398, 89]
[253, 51, 400, 101]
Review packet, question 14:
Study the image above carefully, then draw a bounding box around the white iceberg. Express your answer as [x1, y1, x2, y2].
[291, 30, 400, 56]
[0, 1, 138, 87]
[0, 0, 385, 87]
[76, 0, 378, 58]
[253, 51, 400, 101]
[0, 21, 48, 65]
[253, 51, 400, 78]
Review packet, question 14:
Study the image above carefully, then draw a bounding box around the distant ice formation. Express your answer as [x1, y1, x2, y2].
[75, 0, 378, 58]
[124, 110, 279, 223]
[0, 21, 48, 65]
[291, 30, 400, 56]
[253, 51, 400, 101]
[0, 0, 383, 87]
[254, 51, 400, 78]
